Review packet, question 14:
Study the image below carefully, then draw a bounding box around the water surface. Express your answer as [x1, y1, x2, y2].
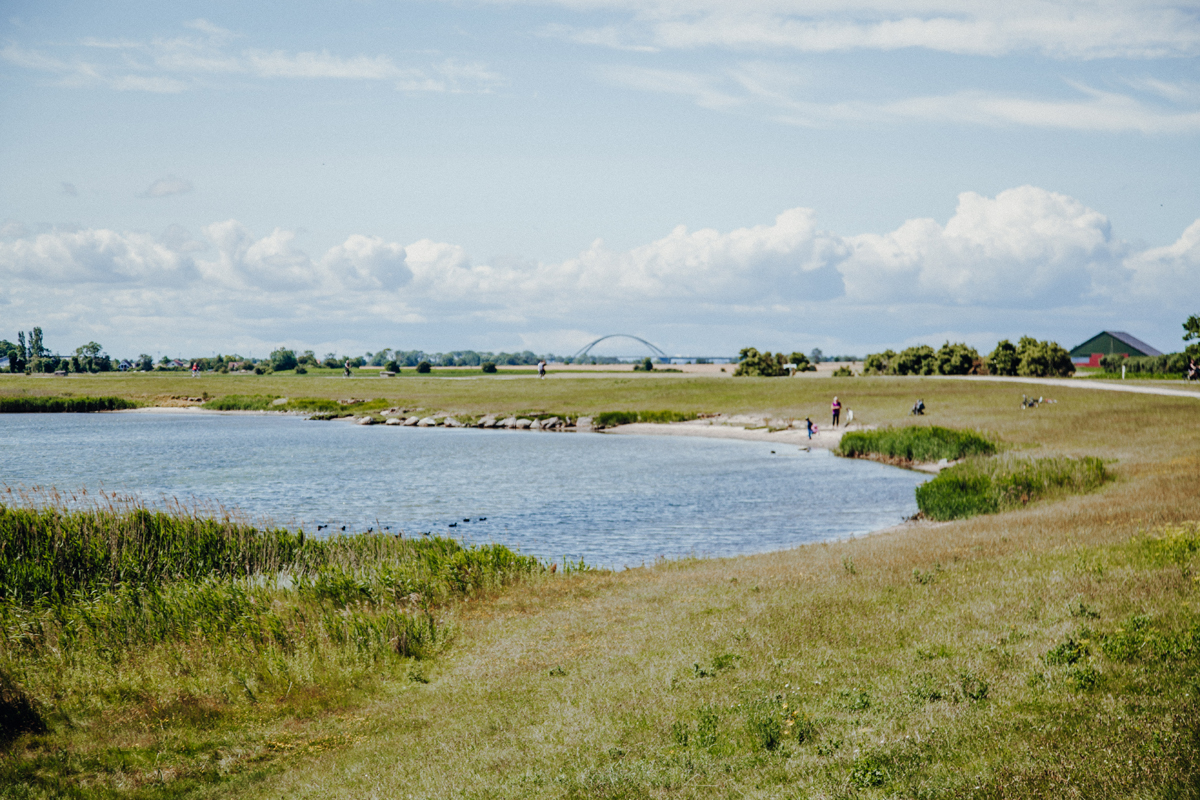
[0, 412, 927, 567]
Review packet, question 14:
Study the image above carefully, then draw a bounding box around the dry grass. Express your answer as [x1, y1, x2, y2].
[191, 388, 1199, 799]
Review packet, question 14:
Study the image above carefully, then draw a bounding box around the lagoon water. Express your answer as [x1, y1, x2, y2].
[0, 412, 927, 568]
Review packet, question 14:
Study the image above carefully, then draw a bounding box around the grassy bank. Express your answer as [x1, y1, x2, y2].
[0, 502, 548, 794]
[0, 395, 137, 413]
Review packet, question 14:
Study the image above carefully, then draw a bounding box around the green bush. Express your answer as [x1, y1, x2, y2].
[0, 396, 137, 413]
[417, 361, 432, 374]
[733, 347, 787, 377]
[916, 455, 1109, 521]
[1016, 336, 1074, 377]
[837, 426, 996, 462]
[269, 348, 297, 371]
[481, 361, 497, 373]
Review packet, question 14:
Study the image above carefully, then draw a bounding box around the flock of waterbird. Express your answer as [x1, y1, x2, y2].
[313, 516, 490, 537]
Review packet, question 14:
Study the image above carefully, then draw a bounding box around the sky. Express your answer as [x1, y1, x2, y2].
[1, 0, 1198, 360]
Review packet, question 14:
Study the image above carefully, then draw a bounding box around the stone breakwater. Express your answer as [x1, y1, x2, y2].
[351, 410, 594, 432]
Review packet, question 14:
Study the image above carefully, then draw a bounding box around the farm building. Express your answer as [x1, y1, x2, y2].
[1069, 331, 1163, 367]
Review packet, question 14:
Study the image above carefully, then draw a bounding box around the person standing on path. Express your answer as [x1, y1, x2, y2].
[538, 359, 547, 379]
[831, 396, 841, 427]
[343, 359, 352, 378]
[805, 416, 814, 439]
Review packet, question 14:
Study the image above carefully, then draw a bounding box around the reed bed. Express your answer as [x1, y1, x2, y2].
[916, 454, 1110, 520]
[0, 396, 137, 413]
[593, 409, 697, 428]
[0, 494, 547, 781]
[836, 425, 996, 463]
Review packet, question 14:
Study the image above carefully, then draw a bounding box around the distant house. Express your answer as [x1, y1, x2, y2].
[118, 359, 134, 371]
[1069, 331, 1164, 367]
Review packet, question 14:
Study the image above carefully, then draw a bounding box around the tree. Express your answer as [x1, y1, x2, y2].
[269, 348, 298, 371]
[987, 340, 1019, 376]
[416, 361, 432, 373]
[862, 350, 895, 375]
[18, 331, 26, 361]
[734, 348, 787, 377]
[1016, 337, 1074, 377]
[891, 345, 937, 375]
[75, 342, 105, 373]
[936, 342, 980, 375]
[1184, 314, 1200, 341]
[137, 354, 154, 371]
[788, 352, 815, 372]
[29, 327, 45, 358]
[810, 348, 823, 365]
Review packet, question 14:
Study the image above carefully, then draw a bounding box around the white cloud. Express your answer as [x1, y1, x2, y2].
[515, 0, 1200, 60]
[140, 176, 194, 198]
[606, 64, 1200, 133]
[3, 24, 503, 94]
[840, 186, 1127, 306]
[322, 235, 412, 290]
[0, 186, 1193, 354]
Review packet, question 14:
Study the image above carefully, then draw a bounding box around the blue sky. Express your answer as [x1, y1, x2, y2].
[1, 0, 1198, 359]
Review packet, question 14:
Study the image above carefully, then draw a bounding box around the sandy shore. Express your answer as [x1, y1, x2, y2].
[605, 417, 850, 450]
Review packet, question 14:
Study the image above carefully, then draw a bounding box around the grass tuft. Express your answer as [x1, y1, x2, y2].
[0, 396, 137, 413]
[837, 425, 996, 463]
[916, 455, 1110, 520]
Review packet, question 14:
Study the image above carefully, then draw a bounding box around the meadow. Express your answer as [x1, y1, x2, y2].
[1, 371, 1198, 798]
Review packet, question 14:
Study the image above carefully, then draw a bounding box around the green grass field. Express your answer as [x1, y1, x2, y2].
[1, 373, 1199, 798]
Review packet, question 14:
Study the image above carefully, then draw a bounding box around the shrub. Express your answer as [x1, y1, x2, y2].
[632, 357, 655, 372]
[733, 348, 787, 377]
[386, 360, 400, 373]
[788, 352, 816, 372]
[416, 361, 432, 374]
[936, 342, 980, 375]
[889, 345, 937, 375]
[481, 361, 497, 373]
[862, 349, 895, 375]
[269, 348, 298, 372]
[987, 340, 1019, 376]
[294, 366, 307, 375]
[837, 426, 996, 462]
[1016, 336, 1074, 377]
[831, 365, 854, 377]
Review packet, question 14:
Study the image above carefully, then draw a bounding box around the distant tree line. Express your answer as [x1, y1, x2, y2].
[862, 338, 1074, 377]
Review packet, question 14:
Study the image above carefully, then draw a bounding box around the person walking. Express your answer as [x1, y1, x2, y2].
[538, 359, 547, 379]
[343, 359, 352, 378]
[805, 416, 814, 440]
[831, 396, 841, 427]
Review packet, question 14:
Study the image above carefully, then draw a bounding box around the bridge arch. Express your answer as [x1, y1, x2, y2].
[571, 334, 667, 361]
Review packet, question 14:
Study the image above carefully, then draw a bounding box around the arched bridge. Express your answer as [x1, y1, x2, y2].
[572, 334, 667, 361]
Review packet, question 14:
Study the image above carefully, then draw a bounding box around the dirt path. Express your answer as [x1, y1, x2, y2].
[937, 374, 1200, 399]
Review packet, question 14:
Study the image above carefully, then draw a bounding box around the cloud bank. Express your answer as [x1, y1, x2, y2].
[1, 186, 1195, 355]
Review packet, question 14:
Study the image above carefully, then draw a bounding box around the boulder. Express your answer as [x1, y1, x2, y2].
[356, 416, 377, 425]
[385, 417, 403, 425]
[417, 417, 438, 427]
[541, 416, 560, 429]
[530, 419, 543, 430]
[575, 416, 593, 431]
[515, 418, 533, 429]
[500, 416, 518, 428]
[403, 416, 419, 426]
[443, 417, 463, 428]
[478, 415, 498, 428]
